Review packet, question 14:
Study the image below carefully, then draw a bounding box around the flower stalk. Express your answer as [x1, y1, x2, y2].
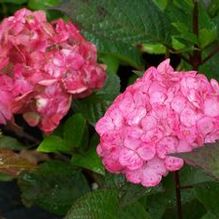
[174, 171, 183, 219]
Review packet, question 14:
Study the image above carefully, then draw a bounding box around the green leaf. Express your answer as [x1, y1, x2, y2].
[152, 0, 169, 10]
[119, 183, 163, 208]
[57, 0, 171, 44]
[199, 2, 218, 48]
[102, 173, 126, 189]
[74, 74, 120, 124]
[141, 43, 166, 54]
[97, 74, 120, 101]
[28, 0, 60, 10]
[165, 0, 194, 48]
[128, 74, 139, 86]
[74, 94, 109, 125]
[57, 0, 171, 68]
[206, 0, 219, 17]
[37, 135, 70, 153]
[65, 190, 119, 219]
[165, 1, 217, 50]
[195, 182, 219, 217]
[95, 40, 142, 69]
[142, 174, 180, 219]
[71, 133, 104, 175]
[28, 0, 64, 21]
[200, 50, 219, 80]
[144, 167, 208, 219]
[144, 193, 170, 219]
[201, 211, 218, 219]
[18, 160, 90, 215]
[174, 142, 219, 181]
[0, 172, 14, 181]
[119, 202, 151, 219]
[213, 10, 219, 31]
[171, 36, 187, 50]
[0, 135, 23, 150]
[71, 146, 105, 175]
[1, 0, 27, 4]
[163, 199, 206, 219]
[179, 165, 214, 186]
[99, 172, 162, 208]
[199, 28, 217, 48]
[100, 54, 120, 74]
[63, 113, 88, 149]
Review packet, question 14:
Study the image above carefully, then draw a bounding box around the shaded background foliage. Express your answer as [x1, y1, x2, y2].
[1, 0, 219, 219]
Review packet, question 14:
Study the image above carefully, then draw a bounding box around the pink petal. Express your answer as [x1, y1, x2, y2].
[96, 116, 115, 136]
[156, 136, 178, 159]
[164, 156, 184, 171]
[147, 156, 168, 176]
[197, 116, 214, 135]
[141, 167, 162, 187]
[137, 143, 156, 161]
[103, 151, 123, 173]
[157, 58, 173, 75]
[124, 136, 141, 150]
[180, 106, 202, 127]
[119, 148, 143, 170]
[177, 140, 192, 153]
[125, 168, 142, 184]
[171, 95, 187, 113]
[204, 96, 219, 117]
[141, 115, 157, 131]
[23, 112, 40, 126]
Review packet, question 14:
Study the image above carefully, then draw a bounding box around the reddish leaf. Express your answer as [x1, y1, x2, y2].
[0, 149, 36, 176]
[174, 142, 219, 181]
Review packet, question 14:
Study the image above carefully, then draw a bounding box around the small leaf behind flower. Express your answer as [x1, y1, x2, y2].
[0, 135, 24, 150]
[37, 135, 70, 153]
[63, 113, 88, 149]
[71, 146, 105, 175]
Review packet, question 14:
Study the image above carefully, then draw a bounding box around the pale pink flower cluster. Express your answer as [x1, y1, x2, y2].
[0, 8, 106, 133]
[96, 59, 219, 187]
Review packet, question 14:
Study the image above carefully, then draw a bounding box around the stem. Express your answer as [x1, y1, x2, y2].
[190, 0, 202, 70]
[165, 47, 170, 59]
[5, 120, 40, 145]
[174, 171, 183, 219]
[164, 44, 190, 63]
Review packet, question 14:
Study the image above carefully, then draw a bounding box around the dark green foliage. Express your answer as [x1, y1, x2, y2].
[65, 190, 119, 219]
[18, 161, 90, 215]
[57, 0, 171, 68]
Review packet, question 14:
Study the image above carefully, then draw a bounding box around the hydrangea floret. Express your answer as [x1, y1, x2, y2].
[0, 8, 106, 133]
[96, 59, 219, 187]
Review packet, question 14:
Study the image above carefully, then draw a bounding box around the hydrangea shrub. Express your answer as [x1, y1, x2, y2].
[96, 59, 219, 187]
[2, 1, 219, 218]
[0, 8, 106, 133]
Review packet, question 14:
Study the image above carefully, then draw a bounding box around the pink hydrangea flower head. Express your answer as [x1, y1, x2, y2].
[0, 75, 14, 124]
[96, 59, 219, 187]
[0, 8, 106, 133]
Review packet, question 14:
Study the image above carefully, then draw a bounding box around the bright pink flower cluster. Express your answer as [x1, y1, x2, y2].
[96, 59, 219, 187]
[0, 8, 106, 133]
